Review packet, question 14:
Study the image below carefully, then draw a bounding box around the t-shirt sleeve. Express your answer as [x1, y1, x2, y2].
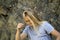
[43, 21, 54, 34]
[22, 26, 29, 35]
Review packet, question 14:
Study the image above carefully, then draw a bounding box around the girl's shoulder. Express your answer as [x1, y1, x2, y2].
[40, 21, 50, 26]
[38, 21, 47, 27]
[41, 21, 48, 24]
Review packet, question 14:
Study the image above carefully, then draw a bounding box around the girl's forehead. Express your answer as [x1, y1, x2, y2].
[24, 16, 31, 21]
[24, 16, 29, 20]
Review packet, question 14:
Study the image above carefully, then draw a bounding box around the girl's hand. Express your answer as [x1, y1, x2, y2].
[17, 23, 24, 30]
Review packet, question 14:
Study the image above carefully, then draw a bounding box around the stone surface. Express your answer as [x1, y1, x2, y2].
[0, 0, 60, 40]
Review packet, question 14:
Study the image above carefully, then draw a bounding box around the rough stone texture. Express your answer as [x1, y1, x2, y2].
[0, 0, 60, 40]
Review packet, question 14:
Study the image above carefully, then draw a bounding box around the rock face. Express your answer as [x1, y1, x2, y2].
[0, 0, 60, 40]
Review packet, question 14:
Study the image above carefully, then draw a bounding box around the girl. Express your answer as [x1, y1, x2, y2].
[15, 10, 60, 40]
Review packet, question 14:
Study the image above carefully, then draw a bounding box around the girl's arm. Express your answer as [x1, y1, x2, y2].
[50, 29, 60, 40]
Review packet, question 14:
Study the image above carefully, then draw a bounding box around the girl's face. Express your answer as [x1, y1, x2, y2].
[24, 16, 33, 26]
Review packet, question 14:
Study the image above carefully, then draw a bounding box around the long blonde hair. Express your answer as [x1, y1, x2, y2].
[23, 10, 42, 28]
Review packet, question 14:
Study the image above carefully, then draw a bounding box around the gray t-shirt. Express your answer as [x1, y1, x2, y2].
[22, 21, 54, 40]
